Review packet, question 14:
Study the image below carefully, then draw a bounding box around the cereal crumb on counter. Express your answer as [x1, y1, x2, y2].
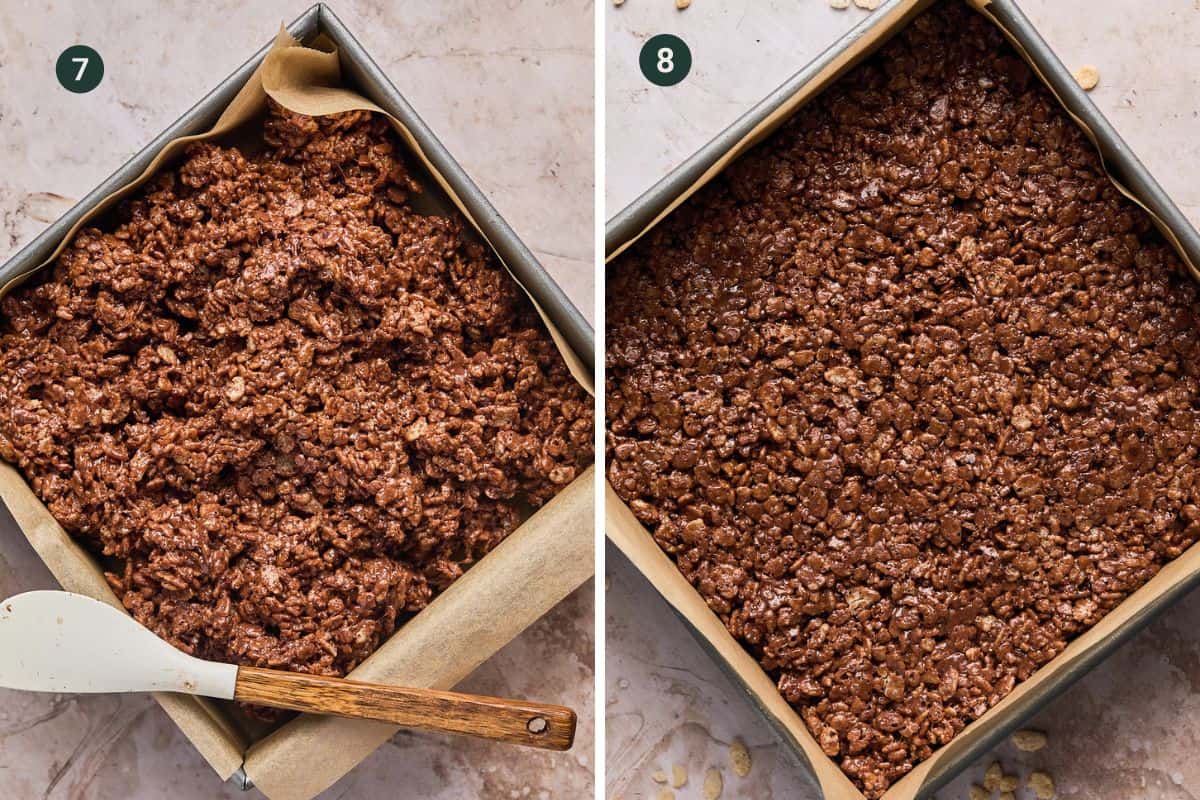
[656, 790, 675, 800]
[729, 739, 752, 777]
[703, 768, 724, 800]
[671, 764, 688, 788]
[983, 763, 1006, 792]
[829, 0, 851, 8]
[1012, 730, 1048, 752]
[1074, 64, 1100, 90]
[651, 770, 668, 784]
[1028, 771, 1056, 799]
[676, 0, 691, 8]
[854, 0, 882, 8]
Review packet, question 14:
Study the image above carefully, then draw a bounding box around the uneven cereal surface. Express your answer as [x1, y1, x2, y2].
[607, 3, 1200, 795]
[0, 102, 592, 689]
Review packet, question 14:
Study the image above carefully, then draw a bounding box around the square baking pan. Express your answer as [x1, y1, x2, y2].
[0, 3, 594, 797]
[605, 0, 1200, 797]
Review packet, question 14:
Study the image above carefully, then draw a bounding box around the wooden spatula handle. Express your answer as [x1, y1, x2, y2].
[234, 666, 575, 750]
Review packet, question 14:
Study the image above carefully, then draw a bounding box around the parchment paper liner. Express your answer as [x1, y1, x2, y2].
[605, 1, 1200, 798]
[0, 27, 594, 800]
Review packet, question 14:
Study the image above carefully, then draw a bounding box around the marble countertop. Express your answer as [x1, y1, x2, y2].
[605, 1, 1200, 799]
[0, 1, 593, 798]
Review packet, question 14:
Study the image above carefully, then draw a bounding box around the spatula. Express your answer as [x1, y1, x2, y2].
[0, 590, 575, 750]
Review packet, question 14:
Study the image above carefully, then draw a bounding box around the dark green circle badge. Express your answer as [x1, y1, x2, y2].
[640, 34, 691, 87]
[56, 46, 104, 94]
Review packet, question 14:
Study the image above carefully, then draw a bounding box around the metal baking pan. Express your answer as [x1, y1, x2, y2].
[1, 3, 593, 793]
[605, 0, 1200, 797]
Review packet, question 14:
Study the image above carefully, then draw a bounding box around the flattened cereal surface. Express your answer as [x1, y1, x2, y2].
[607, 3, 1199, 795]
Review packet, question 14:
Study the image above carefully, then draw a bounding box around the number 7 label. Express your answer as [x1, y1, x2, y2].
[56, 45, 104, 93]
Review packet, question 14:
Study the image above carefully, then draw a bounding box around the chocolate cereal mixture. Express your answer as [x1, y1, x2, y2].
[0, 102, 592, 689]
[608, 4, 1200, 796]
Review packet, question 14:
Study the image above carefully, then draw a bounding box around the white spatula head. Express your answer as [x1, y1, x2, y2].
[0, 591, 236, 699]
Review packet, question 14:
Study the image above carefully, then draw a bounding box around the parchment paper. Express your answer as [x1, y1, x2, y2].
[605, 1, 1200, 797]
[0, 27, 594, 799]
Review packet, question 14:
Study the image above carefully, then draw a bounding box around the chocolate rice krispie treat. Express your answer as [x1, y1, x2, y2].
[0, 101, 592, 690]
[608, 3, 1200, 795]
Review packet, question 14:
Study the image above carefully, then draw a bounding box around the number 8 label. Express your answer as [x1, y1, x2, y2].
[640, 35, 691, 87]
[657, 48, 675, 74]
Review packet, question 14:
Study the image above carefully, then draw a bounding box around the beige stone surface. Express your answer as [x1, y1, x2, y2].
[0, 1, 594, 798]
[606, 2, 1200, 799]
